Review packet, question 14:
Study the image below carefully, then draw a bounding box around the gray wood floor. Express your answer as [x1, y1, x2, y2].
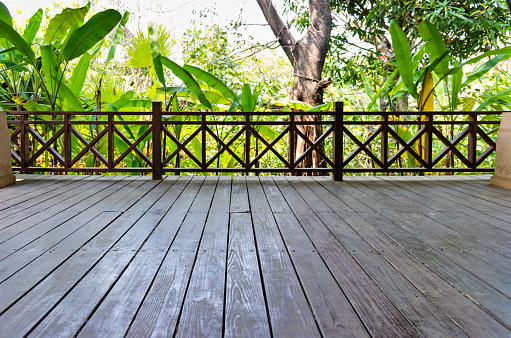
[0, 174, 510, 337]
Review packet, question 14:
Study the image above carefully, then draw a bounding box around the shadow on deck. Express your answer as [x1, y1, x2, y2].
[0, 174, 510, 337]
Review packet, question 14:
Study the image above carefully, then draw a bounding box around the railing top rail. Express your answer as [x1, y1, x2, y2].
[4, 110, 508, 117]
[4, 111, 335, 117]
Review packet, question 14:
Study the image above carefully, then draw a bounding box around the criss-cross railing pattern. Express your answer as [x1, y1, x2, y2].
[7, 102, 504, 180]
[340, 111, 501, 174]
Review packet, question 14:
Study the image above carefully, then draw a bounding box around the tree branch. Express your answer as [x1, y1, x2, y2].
[255, 0, 296, 66]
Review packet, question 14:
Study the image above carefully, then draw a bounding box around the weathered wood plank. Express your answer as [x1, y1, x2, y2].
[0, 211, 121, 312]
[224, 212, 271, 337]
[0, 210, 144, 337]
[230, 176, 250, 213]
[316, 178, 511, 331]
[247, 177, 329, 337]
[126, 213, 209, 337]
[271, 177, 420, 337]
[175, 212, 229, 338]
[0, 176, 95, 217]
[77, 177, 195, 337]
[175, 177, 231, 338]
[27, 209, 174, 337]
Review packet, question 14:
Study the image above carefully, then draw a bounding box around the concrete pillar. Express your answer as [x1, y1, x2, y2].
[491, 112, 511, 189]
[0, 112, 16, 188]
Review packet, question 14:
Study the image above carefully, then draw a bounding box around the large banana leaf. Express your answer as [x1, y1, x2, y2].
[40, 45, 58, 96]
[13, 97, 49, 111]
[160, 56, 212, 110]
[0, 20, 37, 67]
[105, 11, 129, 67]
[0, 2, 11, 27]
[450, 62, 463, 111]
[390, 20, 417, 99]
[58, 80, 82, 111]
[68, 52, 91, 96]
[184, 64, 237, 101]
[241, 84, 253, 112]
[22, 9, 43, 45]
[307, 102, 333, 112]
[475, 89, 511, 111]
[0, 3, 11, 51]
[63, 9, 121, 61]
[418, 21, 449, 79]
[464, 55, 509, 85]
[464, 47, 511, 65]
[44, 6, 89, 44]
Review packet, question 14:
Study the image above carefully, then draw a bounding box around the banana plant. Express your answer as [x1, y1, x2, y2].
[0, 2, 123, 111]
[389, 19, 511, 112]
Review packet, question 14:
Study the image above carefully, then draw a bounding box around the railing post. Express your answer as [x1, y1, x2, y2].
[245, 113, 250, 175]
[381, 113, 388, 170]
[202, 113, 207, 170]
[289, 112, 295, 170]
[468, 112, 477, 169]
[424, 113, 433, 169]
[333, 102, 343, 181]
[64, 113, 71, 172]
[152, 102, 163, 180]
[19, 113, 29, 173]
[108, 113, 114, 170]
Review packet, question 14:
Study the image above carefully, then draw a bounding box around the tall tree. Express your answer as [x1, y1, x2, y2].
[286, 0, 510, 109]
[256, 0, 332, 171]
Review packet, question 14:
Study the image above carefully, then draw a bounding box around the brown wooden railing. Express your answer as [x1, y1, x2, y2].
[7, 102, 503, 180]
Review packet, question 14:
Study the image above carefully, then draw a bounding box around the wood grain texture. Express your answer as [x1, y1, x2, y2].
[225, 212, 271, 338]
[0, 175, 509, 337]
[247, 178, 327, 337]
[0, 210, 143, 337]
[126, 213, 209, 338]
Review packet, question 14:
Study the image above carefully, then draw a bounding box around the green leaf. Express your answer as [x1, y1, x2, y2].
[241, 84, 253, 112]
[475, 89, 511, 111]
[412, 45, 426, 71]
[0, 2, 12, 27]
[366, 69, 398, 111]
[63, 9, 121, 61]
[108, 91, 134, 110]
[160, 56, 212, 110]
[451, 62, 463, 111]
[254, 125, 278, 139]
[390, 20, 417, 99]
[464, 54, 510, 85]
[361, 72, 374, 98]
[44, 6, 89, 44]
[464, 47, 511, 65]
[418, 21, 449, 79]
[12, 97, 49, 111]
[40, 45, 58, 96]
[157, 86, 190, 94]
[22, 9, 43, 45]
[58, 81, 82, 111]
[105, 11, 129, 67]
[183, 64, 237, 101]
[0, 20, 37, 67]
[68, 52, 91, 96]
[307, 102, 333, 112]
[121, 99, 153, 110]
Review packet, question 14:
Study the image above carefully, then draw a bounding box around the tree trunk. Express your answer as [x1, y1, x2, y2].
[256, 0, 332, 173]
[507, 0, 511, 17]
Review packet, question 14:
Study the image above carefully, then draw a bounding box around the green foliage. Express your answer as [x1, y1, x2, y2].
[63, 9, 122, 61]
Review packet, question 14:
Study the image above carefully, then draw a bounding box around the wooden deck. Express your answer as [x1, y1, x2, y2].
[0, 174, 510, 337]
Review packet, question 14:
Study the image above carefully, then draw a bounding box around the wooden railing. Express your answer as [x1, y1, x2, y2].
[7, 102, 503, 180]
